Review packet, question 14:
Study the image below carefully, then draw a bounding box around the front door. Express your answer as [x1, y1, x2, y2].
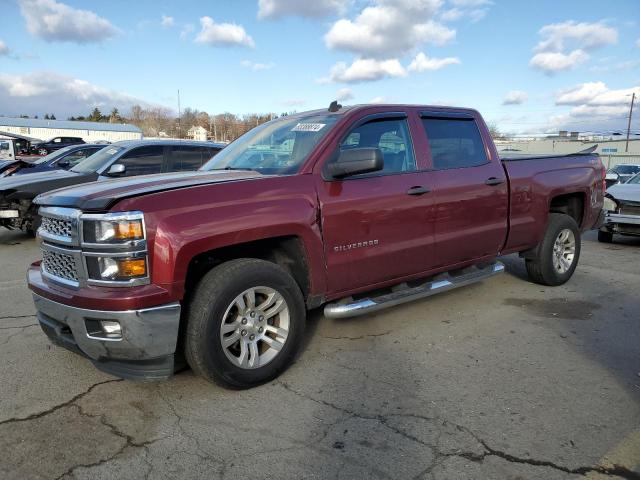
[316, 114, 435, 294]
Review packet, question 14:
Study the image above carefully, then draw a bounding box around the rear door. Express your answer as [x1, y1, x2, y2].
[316, 112, 435, 294]
[418, 111, 508, 268]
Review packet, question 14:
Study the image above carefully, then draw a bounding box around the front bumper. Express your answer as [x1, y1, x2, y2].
[33, 292, 181, 380]
[601, 212, 640, 236]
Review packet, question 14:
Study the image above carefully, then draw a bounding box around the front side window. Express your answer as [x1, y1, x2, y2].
[117, 146, 164, 176]
[334, 118, 416, 176]
[202, 114, 339, 175]
[421, 117, 488, 170]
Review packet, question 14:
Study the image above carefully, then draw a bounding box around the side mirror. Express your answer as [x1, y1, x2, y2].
[327, 147, 384, 179]
[106, 164, 125, 176]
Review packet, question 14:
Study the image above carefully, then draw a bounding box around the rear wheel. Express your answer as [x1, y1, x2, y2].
[185, 258, 306, 388]
[597, 230, 613, 243]
[37, 148, 48, 156]
[525, 213, 581, 286]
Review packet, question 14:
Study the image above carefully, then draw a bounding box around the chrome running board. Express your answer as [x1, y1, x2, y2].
[324, 261, 505, 319]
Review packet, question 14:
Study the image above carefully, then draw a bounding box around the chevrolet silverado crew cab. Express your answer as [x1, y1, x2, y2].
[28, 104, 605, 388]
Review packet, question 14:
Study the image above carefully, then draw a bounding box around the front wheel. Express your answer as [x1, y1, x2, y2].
[525, 213, 581, 286]
[38, 148, 48, 156]
[185, 258, 306, 388]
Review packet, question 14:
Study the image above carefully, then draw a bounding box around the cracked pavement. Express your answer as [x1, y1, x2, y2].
[1, 229, 639, 479]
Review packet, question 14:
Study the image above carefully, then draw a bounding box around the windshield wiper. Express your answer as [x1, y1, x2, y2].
[210, 166, 259, 172]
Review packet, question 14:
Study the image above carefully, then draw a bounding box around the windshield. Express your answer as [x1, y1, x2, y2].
[71, 146, 125, 173]
[613, 165, 640, 175]
[626, 172, 640, 184]
[33, 146, 74, 165]
[201, 114, 340, 175]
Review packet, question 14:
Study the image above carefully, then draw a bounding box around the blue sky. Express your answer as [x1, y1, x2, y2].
[0, 0, 639, 134]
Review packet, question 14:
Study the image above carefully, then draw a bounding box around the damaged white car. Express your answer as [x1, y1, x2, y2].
[599, 172, 640, 243]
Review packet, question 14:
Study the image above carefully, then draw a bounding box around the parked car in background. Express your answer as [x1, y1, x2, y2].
[0, 139, 224, 234]
[599, 172, 640, 243]
[0, 144, 106, 178]
[0, 139, 17, 165]
[26, 104, 605, 387]
[29, 136, 85, 156]
[605, 164, 640, 188]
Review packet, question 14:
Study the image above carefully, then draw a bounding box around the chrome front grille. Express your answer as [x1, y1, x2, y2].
[41, 216, 73, 238]
[42, 249, 78, 284]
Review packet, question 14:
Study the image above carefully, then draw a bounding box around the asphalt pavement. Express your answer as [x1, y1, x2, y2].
[0, 228, 639, 479]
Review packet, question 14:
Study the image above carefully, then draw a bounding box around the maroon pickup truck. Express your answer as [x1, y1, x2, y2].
[28, 104, 605, 388]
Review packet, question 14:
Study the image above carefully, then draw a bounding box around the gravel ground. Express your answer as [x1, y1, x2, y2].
[0, 228, 639, 480]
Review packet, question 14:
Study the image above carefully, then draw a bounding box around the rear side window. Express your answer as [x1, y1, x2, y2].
[170, 146, 205, 171]
[421, 118, 488, 170]
[117, 146, 164, 176]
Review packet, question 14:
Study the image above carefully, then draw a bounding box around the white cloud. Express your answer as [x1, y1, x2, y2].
[336, 88, 354, 101]
[529, 20, 617, 74]
[258, 0, 345, 19]
[241, 60, 275, 71]
[544, 81, 638, 133]
[320, 58, 407, 84]
[529, 49, 589, 74]
[18, 0, 119, 44]
[502, 90, 528, 105]
[281, 99, 306, 107]
[180, 24, 195, 40]
[0, 71, 159, 118]
[408, 52, 460, 71]
[441, 0, 492, 22]
[324, 0, 455, 58]
[161, 15, 175, 28]
[534, 21, 617, 53]
[368, 96, 390, 103]
[555, 82, 638, 106]
[0, 40, 9, 56]
[195, 17, 254, 48]
[636, 38, 640, 48]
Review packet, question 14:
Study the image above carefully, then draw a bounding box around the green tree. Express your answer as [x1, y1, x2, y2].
[88, 107, 103, 122]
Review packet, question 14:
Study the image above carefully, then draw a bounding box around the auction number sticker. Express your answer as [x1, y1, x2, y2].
[292, 123, 326, 132]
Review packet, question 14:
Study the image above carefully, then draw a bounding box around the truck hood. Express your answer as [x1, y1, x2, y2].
[607, 183, 640, 204]
[35, 170, 266, 211]
[0, 169, 95, 200]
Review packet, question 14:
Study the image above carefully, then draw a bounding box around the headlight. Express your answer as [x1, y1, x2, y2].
[603, 197, 618, 213]
[85, 256, 148, 282]
[82, 212, 145, 244]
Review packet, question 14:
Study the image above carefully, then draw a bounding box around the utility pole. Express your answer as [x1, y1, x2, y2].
[177, 89, 181, 139]
[625, 91, 635, 153]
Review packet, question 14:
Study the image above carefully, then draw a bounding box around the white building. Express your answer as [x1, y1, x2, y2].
[0, 117, 142, 143]
[187, 125, 208, 141]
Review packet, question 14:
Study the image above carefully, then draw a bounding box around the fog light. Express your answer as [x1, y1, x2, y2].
[101, 320, 121, 335]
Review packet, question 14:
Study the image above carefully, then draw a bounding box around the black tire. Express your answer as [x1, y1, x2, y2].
[597, 230, 613, 243]
[184, 258, 306, 388]
[525, 213, 581, 286]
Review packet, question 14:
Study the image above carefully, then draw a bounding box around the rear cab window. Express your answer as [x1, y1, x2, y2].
[420, 115, 488, 170]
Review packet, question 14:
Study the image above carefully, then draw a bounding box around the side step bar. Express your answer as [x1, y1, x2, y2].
[324, 261, 505, 319]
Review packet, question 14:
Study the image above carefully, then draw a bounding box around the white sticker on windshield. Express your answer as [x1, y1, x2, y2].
[292, 123, 326, 132]
[106, 148, 118, 155]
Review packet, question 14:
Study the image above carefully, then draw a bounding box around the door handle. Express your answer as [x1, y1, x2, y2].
[485, 177, 504, 186]
[406, 186, 430, 196]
